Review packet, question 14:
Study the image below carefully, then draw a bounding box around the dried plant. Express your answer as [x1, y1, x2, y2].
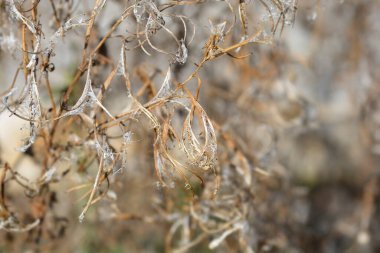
[1, 0, 380, 252]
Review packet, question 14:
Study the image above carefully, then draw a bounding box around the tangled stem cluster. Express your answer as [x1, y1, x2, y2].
[0, 0, 300, 251]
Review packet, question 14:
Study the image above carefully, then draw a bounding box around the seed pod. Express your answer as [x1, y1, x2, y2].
[47, 63, 55, 72]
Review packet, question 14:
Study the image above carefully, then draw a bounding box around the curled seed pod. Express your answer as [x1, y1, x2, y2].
[47, 63, 55, 72]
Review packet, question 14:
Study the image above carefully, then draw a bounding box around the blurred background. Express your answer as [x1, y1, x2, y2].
[1, 0, 380, 252]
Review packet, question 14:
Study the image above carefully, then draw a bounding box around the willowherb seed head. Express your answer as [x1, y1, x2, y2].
[175, 39, 188, 65]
